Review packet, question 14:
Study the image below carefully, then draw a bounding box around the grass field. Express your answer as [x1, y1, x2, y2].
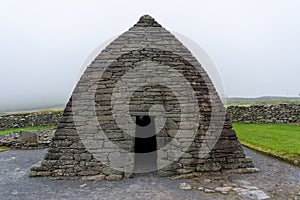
[233, 123, 300, 163]
[0, 146, 9, 151]
[0, 126, 56, 135]
[1, 119, 299, 165]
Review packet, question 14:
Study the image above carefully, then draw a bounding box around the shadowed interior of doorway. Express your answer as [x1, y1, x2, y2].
[134, 116, 157, 173]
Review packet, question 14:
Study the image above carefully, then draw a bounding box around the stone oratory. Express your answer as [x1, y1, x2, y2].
[30, 15, 254, 180]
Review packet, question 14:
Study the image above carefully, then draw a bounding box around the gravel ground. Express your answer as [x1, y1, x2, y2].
[0, 147, 299, 200]
[232, 148, 300, 199]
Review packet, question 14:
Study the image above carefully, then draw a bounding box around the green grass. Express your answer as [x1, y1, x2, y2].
[0, 126, 56, 135]
[233, 123, 300, 163]
[0, 146, 10, 151]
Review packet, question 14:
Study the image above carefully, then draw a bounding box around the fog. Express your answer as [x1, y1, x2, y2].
[1, 0, 300, 111]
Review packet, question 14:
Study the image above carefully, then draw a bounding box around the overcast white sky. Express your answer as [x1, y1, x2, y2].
[0, 0, 299, 109]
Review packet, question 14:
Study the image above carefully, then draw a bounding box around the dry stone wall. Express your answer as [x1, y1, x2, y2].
[227, 104, 300, 123]
[0, 112, 62, 131]
[0, 129, 55, 149]
[0, 104, 299, 131]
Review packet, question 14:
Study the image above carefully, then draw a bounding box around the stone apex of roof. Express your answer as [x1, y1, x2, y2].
[134, 14, 162, 27]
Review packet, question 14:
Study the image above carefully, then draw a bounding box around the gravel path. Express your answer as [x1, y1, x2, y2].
[0, 147, 299, 200]
[232, 147, 300, 199]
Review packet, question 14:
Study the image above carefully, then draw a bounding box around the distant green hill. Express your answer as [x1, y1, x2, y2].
[0, 104, 65, 116]
[225, 96, 300, 106]
[1, 96, 300, 115]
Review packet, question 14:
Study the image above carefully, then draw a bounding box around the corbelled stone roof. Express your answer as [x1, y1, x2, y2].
[30, 15, 255, 180]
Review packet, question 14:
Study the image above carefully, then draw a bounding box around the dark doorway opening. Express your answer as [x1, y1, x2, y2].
[134, 116, 157, 173]
[135, 116, 156, 153]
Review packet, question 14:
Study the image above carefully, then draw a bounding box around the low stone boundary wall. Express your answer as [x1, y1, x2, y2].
[0, 112, 62, 131]
[0, 129, 55, 149]
[227, 104, 300, 123]
[0, 104, 298, 150]
[0, 104, 299, 131]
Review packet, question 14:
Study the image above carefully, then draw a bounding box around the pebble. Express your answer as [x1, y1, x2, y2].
[234, 180, 251, 186]
[179, 183, 192, 190]
[80, 183, 87, 188]
[204, 179, 212, 184]
[198, 187, 204, 191]
[239, 190, 271, 200]
[215, 186, 232, 194]
[243, 185, 259, 190]
[105, 175, 123, 181]
[233, 187, 248, 193]
[204, 189, 215, 193]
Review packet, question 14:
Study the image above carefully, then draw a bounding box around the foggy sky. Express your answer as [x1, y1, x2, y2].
[1, 0, 300, 109]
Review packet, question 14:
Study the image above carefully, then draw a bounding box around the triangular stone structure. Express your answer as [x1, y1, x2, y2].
[30, 15, 254, 180]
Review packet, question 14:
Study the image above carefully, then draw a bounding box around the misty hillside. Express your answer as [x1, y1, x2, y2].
[1, 96, 300, 115]
[0, 104, 65, 115]
[225, 96, 300, 106]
